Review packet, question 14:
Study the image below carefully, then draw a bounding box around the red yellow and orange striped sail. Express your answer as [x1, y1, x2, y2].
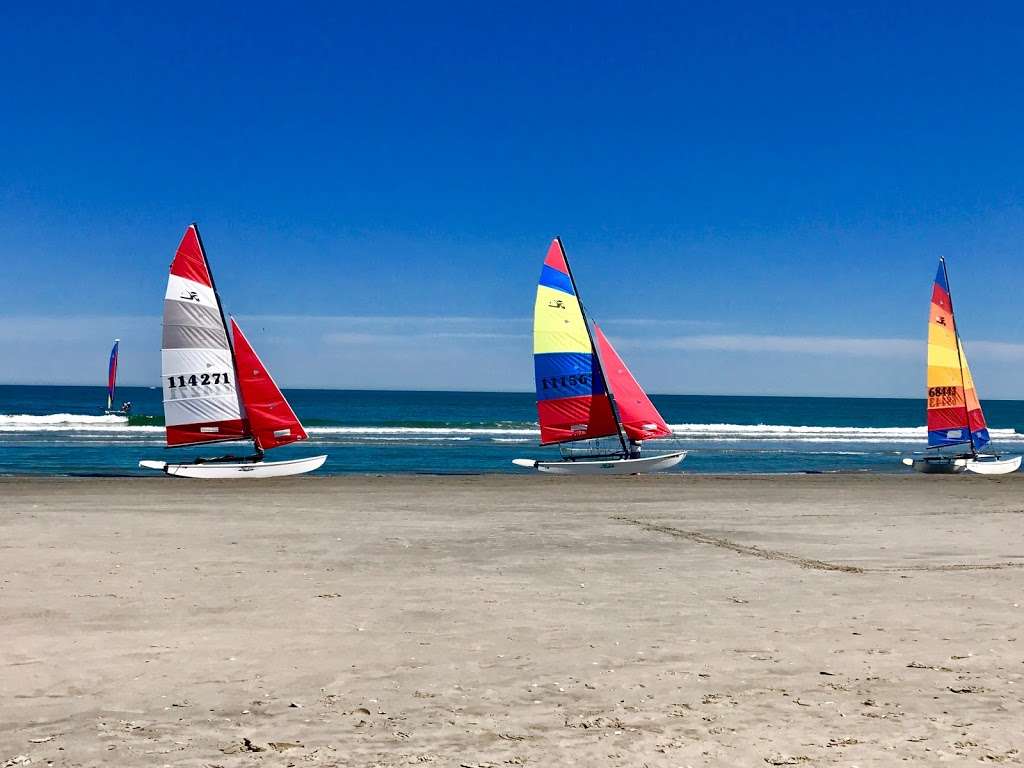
[926, 258, 990, 451]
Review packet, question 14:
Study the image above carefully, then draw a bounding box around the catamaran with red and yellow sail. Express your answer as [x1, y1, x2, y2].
[513, 238, 686, 474]
[139, 224, 326, 478]
[902, 258, 1020, 475]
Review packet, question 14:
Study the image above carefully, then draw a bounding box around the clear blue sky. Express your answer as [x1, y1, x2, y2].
[3, 2, 1024, 396]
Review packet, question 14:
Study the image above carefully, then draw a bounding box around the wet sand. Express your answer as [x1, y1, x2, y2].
[2, 474, 1023, 766]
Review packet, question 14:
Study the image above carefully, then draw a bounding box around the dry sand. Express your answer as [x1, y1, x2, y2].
[2, 474, 1023, 767]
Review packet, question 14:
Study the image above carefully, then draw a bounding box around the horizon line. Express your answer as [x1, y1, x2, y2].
[0, 382, 1014, 402]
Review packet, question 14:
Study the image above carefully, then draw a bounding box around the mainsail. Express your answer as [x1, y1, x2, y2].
[231, 318, 308, 450]
[161, 225, 249, 447]
[926, 258, 990, 452]
[533, 238, 619, 445]
[593, 323, 672, 441]
[107, 339, 120, 411]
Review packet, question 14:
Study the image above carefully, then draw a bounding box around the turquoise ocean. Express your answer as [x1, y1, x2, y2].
[3, 384, 1024, 476]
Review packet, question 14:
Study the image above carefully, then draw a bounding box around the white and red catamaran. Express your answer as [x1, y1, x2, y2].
[139, 224, 326, 478]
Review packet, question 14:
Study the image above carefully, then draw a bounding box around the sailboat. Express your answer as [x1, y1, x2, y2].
[139, 224, 327, 478]
[902, 258, 1020, 475]
[102, 339, 129, 416]
[513, 238, 686, 474]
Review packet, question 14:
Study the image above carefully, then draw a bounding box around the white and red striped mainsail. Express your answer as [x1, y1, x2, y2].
[161, 225, 249, 446]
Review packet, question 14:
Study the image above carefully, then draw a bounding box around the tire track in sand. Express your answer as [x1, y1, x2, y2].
[614, 517, 1024, 573]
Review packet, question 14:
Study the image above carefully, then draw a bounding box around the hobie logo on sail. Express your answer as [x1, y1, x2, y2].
[180, 290, 201, 302]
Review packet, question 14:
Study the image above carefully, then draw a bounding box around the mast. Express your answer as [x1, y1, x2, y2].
[556, 237, 630, 457]
[941, 257, 976, 457]
[191, 223, 259, 455]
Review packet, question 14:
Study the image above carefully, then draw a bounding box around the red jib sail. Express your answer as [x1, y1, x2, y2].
[593, 323, 672, 441]
[230, 318, 308, 450]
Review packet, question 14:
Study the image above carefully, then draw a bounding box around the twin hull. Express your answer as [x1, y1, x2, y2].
[513, 450, 686, 475]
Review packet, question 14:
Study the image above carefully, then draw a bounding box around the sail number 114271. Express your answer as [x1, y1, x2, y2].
[167, 372, 232, 388]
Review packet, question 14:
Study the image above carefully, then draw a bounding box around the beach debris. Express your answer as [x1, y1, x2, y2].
[268, 741, 302, 752]
[316, 592, 342, 598]
[983, 748, 1020, 762]
[826, 737, 860, 747]
[496, 733, 526, 741]
[819, 670, 835, 676]
[907, 661, 953, 672]
[563, 715, 625, 730]
[948, 685, 983, 694]
[763, 754, 810, 765]
[220, 738, 265, 754]
[27, 737, 53, 744]
[2, 756, 32, 767]
[352, 707, 371, 716]
[729, 596, 748, 604]
[288, 701, 302, 708]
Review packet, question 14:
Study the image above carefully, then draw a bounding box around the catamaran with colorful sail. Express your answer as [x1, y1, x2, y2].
[102, 339, 130, 416]
[513, 238, 686, 474]
[902, 258, 1020, 475]
[139, 224, 326, 478]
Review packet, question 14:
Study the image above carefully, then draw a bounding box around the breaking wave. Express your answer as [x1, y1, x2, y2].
[1, 414, 1020, 445]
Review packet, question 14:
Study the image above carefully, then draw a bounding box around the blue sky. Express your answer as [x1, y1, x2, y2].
[2, 2, 1024, 396]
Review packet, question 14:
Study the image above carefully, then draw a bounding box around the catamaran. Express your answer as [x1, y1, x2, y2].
[902, 258, 1020, 475]
[513, 238, 686, 474]
[139, 224, 326, 479]
[102, 339, 129, 416]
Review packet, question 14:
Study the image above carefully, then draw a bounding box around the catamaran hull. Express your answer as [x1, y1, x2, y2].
[902, 454, 1021, 475]
[964, 455, 1022, 475]
[902, 456, 968, 474]
[513, 451, 686, 475]
[139, 455, 327, 478]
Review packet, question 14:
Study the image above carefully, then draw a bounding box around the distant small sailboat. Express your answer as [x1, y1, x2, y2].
[139, 224, 326, 478]
[513, 238, 686, 474]
[103, 339, 130, 416]
[902, 258, 1020, 475]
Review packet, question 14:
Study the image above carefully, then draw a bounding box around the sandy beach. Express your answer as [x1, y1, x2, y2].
[2, 474, 1023, 766]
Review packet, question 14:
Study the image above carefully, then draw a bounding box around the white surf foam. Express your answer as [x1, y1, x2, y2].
[2, 414, 1019, 445]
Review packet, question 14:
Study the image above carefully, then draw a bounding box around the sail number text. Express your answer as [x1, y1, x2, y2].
[540, 374, 592, 391]
[167, 372, 232, 388]
[928, 386, 960, 408]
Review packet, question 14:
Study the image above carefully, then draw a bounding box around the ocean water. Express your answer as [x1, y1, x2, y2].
[2, 384, 1024, 476]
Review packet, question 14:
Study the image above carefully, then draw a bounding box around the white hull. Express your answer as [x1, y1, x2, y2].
[139, 454, 327, 478]
[964, 455, 1022, 475]
[513, 451, 686, 475]
[902, 454, 1021, 475]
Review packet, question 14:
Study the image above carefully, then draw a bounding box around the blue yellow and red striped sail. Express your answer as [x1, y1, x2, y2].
[533, 239, 618, 445]
[926, 259, 990, 451]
